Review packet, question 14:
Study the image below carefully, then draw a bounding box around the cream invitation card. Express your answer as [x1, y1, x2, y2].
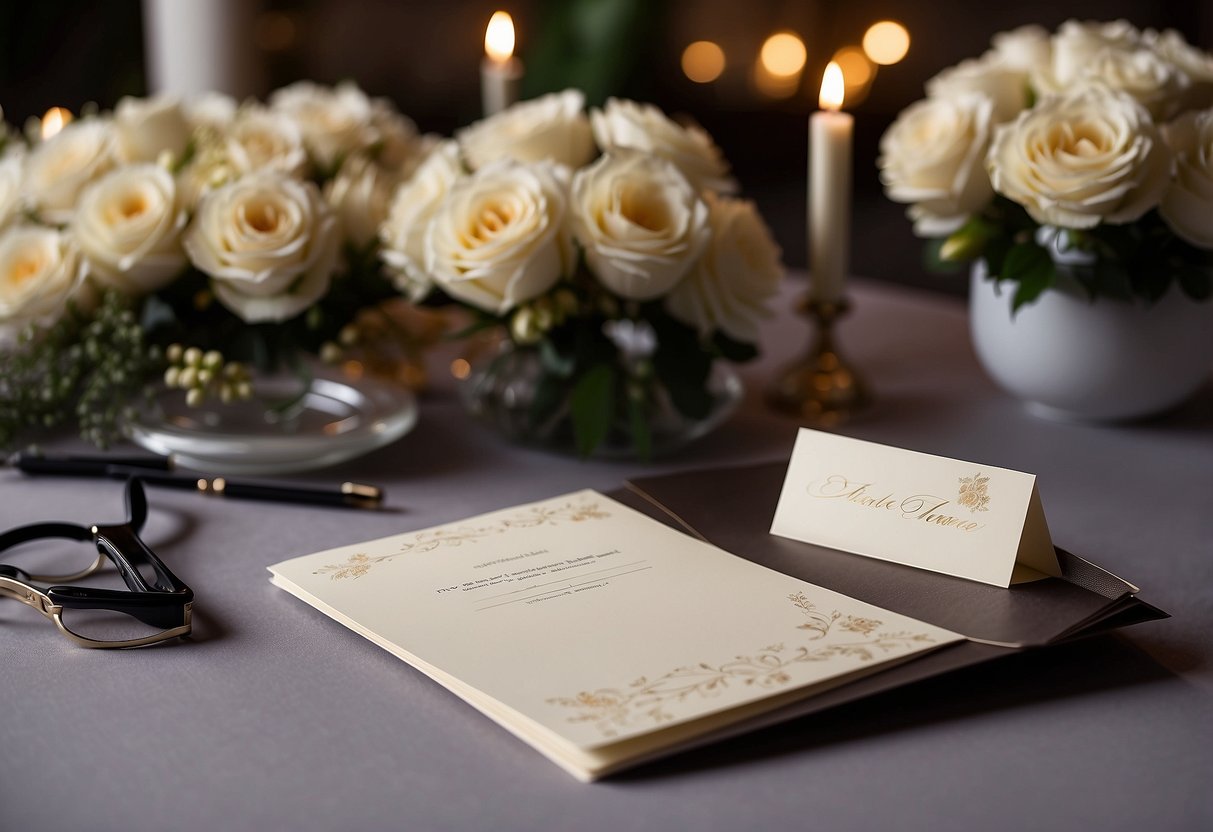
[269, 490, 962, 781]
[771, 429, 1060, 587]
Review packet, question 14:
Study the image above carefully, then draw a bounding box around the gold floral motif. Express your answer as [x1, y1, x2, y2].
[788, 591, 840, 639]
[548, 593, 935, 738]
[957, 472, 991, 513]
[313, 500, 611, 579]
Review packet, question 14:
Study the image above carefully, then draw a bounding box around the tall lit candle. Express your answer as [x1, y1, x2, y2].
[142, 0, 258, 97]
[808, 61, 853, 303]
[481, 11, 523, 116]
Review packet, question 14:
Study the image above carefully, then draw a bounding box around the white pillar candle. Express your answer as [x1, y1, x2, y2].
[481, 11, 523, 116]
[808, 61, 853, 303]
[142, 0, 258, 97]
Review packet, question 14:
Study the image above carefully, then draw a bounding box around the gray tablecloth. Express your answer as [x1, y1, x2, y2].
[3, 278, 1211, 832]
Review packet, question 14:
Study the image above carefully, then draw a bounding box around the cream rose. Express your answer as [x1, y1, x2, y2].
[72, 163, 187, 294]
[878, 93, 995, 236]
[184, 173, 339, 322]
[1147, 29, 1213, 110]
[1080, 48, 1190, 120]
[270, 81, 376, 169]
[990, 25, 1051, 72]
[0, 151, 22, 230]
[458, 89, 596, 170]
[1160, 109, 1213, 248]
[571, 151, 709, 300]
[591, 98, 735, 193]
[324, 153, 399, 249]
[926, 53, 1030, 122]
[665, 192, 783, 344]
[379, 140, 463, 300]
[226, 108, 308, 177]
[184, 91, 238, 130]
[1032, 19, 1142, 96]
[114, 94, 191, 164]
[22, 119, 116, 225]
[0, 225, 85, 343]
[368, 98, 427, 170]
[987, 86, 1172, 229]
[425, 159, 572, 314]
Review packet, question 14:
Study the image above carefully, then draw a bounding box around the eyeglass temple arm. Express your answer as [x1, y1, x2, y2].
[0, 569, 57, 620]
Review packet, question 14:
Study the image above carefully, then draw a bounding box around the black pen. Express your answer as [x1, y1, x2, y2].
[7, 452, 384, 510]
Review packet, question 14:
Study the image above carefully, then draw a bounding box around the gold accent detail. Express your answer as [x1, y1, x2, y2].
[766, 297, 871, 426]
[341, 482, 383, 505]
[196, 478, 208, 493]
[212, 477, 226, 494]
[957, 472, 991, 513]
[548, 591, 934, 738]
[315, 499, 611, 579]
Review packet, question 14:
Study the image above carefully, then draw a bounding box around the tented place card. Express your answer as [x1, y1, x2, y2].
[771, 429, 1060, 587]
[269, 490, 962, 781]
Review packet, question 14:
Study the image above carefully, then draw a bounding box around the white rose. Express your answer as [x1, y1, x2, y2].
[571, 151, 709, 300]
[1146, 29, 1213, 110]
[458, 89, 596, 170]
[368, 98, 426, 170]
[184, 91, 238, 130]
[926, 53, 1030, 122]
[990, 25, 1051, 72]
[1079, 48, 1190, 120]
[0, 225, 85, 343]
[0, 151, 23, 230]
[22, 119, 116, 225]
[591, 98, 735, 193]
[665, 191, 783, 344]
[324, 153, 398, 249]
[114, 94, 192, 164]
[878, 93, 995, 236]
[987, 86, 1172, 229]
[184, 173, 339, 322]
[1032, 19, 1142, 96]
[270, 81, 376, 169]
[426, 159, 572, 314]
[379, 140, 463, 300]
[226, 108, 308, 177]
[1160, 109, 1213, 248]
[72, 163, 187, 294]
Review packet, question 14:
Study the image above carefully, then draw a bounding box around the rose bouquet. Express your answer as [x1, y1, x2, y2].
[878, 20, 1213, 311]
[0, 82, 435, 447]
[378, 91, 784, 458]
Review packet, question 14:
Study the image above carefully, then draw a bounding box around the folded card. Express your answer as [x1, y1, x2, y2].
[770, 429, 1060, 587]
[269, 489, 962, 781]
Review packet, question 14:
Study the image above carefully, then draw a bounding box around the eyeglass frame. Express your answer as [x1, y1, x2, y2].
[0, 477, 193, 649]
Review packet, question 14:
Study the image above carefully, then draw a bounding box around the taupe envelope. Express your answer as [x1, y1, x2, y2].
[586, 460, 1166, 771]
[622, 461, 1165, 649]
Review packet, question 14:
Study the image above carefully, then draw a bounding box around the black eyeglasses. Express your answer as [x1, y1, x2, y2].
[0, 477, 193, 648]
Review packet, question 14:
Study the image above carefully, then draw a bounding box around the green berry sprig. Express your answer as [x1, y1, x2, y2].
[163, 344, 253, 406]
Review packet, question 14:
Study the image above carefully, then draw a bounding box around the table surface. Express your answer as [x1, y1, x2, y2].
[3, 278, 1211, 832]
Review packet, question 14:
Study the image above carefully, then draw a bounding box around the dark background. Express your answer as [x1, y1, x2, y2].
[2, 0, 1210, 296]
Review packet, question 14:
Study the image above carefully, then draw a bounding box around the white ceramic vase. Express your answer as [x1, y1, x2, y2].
[969, 263, 1213, 421]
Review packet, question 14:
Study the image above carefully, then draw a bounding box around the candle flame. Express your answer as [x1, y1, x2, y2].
[40, 107, 73, 141]
[819, 62, 845, 111]
[485, 11, 516, 62]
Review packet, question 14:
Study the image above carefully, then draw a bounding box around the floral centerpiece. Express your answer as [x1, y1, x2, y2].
[378, 90, 784, 458]
[0, 82, 437, 448]
[879, 19, 1213, 308]
[878, 20, 1213, 420]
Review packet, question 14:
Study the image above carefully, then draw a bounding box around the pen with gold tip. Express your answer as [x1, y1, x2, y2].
[6, 452, 384, 510]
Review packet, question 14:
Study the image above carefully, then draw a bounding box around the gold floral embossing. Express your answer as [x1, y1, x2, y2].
[314, 500, 611, 579]
[788, 591, 840, 639]
[957, 472, 991, 513]
[548, 593, 936, 738]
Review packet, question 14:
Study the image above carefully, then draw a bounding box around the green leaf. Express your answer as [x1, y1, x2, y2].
[539, 337, 576, 378]
[570, 364, 616, 458]
[712, 331, 758, 363]
[923, 237, 966, 274]
[1178, 267, 1213, 301]
[1001, 243, 1056, 312]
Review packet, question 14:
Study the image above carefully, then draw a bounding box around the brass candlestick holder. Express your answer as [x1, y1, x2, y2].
[767, 295, 871, 426]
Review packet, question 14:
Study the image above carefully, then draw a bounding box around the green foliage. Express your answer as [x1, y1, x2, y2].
[926, 198, 1213, 312]
[0, 290, 162, 449]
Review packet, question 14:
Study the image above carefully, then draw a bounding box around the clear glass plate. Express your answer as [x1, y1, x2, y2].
[127, 366, 418, 475]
